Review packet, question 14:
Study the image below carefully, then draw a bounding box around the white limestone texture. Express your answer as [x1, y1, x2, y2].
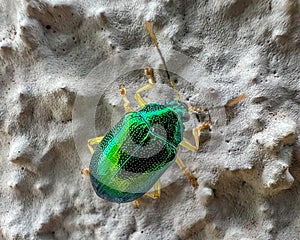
[0, 0, 299, 239]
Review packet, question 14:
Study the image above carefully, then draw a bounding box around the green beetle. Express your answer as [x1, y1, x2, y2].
[90, 100, 189, 203]
[84, 22, 211, 205]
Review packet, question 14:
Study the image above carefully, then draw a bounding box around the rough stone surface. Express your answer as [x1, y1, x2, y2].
[0, 0, 299, 239]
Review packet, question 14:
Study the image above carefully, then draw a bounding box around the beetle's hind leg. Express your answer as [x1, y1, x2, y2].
[81, 136, 104, 175]
[119, 84, 134, 112]
[175, 156, 199, 188]
[134, 66, 155, 108]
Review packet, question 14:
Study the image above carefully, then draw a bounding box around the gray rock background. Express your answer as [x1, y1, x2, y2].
[0, 0, 299, 239]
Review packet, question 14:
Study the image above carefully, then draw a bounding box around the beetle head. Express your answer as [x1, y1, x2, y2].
[165, 100, 190, 122]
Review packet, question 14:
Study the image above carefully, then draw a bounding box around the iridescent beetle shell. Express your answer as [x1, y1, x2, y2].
[89, 100, 189, 203]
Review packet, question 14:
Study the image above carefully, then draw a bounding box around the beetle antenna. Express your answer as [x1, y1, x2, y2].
[144, 22, 181, 100]
[194, 94, 246, 112]
[225, 93, 246, 107]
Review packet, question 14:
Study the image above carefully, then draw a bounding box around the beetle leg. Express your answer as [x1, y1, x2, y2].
[131, 180, 161, 208]
[133, 199, 140, 208]
[225, 93, 246, 107]
[87, 136, 104, 154]
[180, 138, 197, 152]
[119, 84, 135, 112]
[81, 168, 90, 175]
[180, 121, 211, 152]
[144, 180, 161, 199]
[192, 121, 211, 150]
[175, 156, 199, 188]
[82, 136, 105, 175]
[134, 66, 155, 108]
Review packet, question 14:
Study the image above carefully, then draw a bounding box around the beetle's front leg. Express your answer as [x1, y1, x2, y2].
[180, 121, 211, 152]
[119, 84, 135, 112]
[134, 66, 155, 108]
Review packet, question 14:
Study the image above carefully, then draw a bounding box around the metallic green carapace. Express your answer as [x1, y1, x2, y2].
[89, 100, 189, 203]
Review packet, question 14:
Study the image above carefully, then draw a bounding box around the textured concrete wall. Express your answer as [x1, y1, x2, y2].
[0, 0, 299, 239]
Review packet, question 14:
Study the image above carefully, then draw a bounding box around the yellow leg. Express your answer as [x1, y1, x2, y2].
[225, 93, 246, 107]
[81, 168, 90, 175]
[132, 180, 161, 208]
[180, 121, 211, 152]
[144, 180, 161, 199]
[134, 66, 155, 108]
[87, 136, 104, 154]
[119, 84, 134, 112]
[175, 156, 199, 188]
[133, 199, 140, 208]
[82, 136, 105, 175]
